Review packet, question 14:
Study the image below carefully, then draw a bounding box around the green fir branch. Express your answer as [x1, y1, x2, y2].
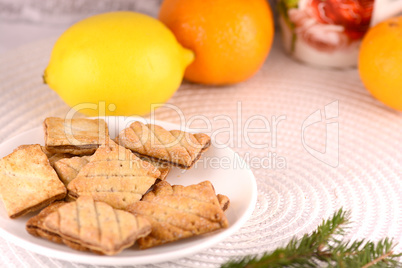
[222, 208, 402, 268]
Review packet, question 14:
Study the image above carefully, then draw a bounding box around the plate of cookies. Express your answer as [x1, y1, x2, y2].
[0, 116, 257, 265]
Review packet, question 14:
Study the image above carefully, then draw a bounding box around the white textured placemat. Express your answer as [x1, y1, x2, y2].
[0, 36, 401, 267]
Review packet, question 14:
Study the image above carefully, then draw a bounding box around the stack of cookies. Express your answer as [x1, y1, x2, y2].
[0, 117, 230, 256]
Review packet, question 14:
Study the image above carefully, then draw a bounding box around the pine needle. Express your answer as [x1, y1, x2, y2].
[222, 208, 402, 268]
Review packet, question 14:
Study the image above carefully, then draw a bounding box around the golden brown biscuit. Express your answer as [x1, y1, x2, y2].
[30, 203, 93, 252]
[138, 155, 171, 180]
[14, 145, 55, 159]
[53, 155, 91, 186]
[67, 141, 160, 209]
[126, 180, 229, 249]
[0, 144, 67, 218]
[48, 153, 75, 167]
[41, 146, 55, 158]
[53, 154, 168, 185]
[217, 194, 230, 211]
[115, 121, 211, 169]
[26, 201, 69, 244]
[42, 196, 151, 255]
[44, 117, 109, 155]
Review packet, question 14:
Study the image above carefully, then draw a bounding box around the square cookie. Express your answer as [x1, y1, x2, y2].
[0, 144, 67, 218]
[44, 117, 109, 155]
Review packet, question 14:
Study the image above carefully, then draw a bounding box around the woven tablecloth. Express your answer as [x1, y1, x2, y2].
[0, 36, 401, 267]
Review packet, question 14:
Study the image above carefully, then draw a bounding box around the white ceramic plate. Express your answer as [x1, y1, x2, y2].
[0, 117, 257, 266]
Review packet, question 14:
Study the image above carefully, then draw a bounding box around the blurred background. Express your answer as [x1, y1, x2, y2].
[0, 0, 161, 54]
[0, 0, 277, 54]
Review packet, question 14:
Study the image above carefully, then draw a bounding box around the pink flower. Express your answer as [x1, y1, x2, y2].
[287, 0, 373, 52]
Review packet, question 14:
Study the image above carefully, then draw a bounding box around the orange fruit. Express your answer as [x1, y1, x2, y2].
[358, 16, 402, 111]
[159, 0, 274, 85]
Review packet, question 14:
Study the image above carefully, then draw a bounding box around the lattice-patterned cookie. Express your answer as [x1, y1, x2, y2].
[53, 154, 169, 186]
[26, 201, 70, 245]
[44, 117, 109, 155]
[126, 180, 229, 249]
[67, 141, 160, 209]
[28, 196, 151, 255]
[0, 144, 67, 218]
[27, 201, 91, 252]
[115, 121, 211, 169]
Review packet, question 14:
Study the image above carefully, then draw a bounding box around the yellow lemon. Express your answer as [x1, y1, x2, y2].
[44, 11, 194, 116]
